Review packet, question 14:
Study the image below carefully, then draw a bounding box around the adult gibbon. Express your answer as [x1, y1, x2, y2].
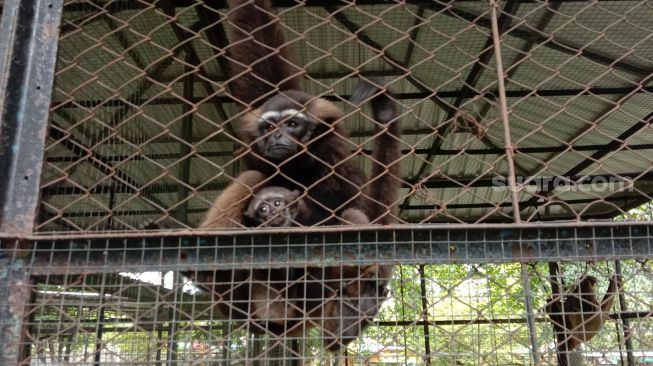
[203, 0, 402, 228]
[196, 0, 402, 351]
[546, 275, 622, 360]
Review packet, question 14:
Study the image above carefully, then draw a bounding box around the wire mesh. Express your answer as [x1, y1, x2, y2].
[4, 245, 653, 365]
[35, 0, 653, 232]
[2, 0, 653, 365]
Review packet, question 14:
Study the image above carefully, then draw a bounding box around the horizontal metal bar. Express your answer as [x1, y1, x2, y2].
[39, 172, 653, 198]
[32, 193, 648, 222]
[42, 142, 653, 165]
[26, 311, 653, 334]
[51, 0, 617, 14]
[3, 222, 651, 274]
[51, 86, 653, 111]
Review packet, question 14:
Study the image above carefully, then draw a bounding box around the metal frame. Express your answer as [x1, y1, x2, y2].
[0, 0, 63, 235]
[0, 0, 63, 363]
[2, 222, 649, 274]
[1, 0, 653, 365]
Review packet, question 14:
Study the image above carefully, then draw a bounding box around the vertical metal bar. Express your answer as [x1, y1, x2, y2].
[93, 273, 107, 366]
[19, 287, 38, 365]
[0, 0, 64, 235]
[155, 322, 164, 364]
[488, 0, 521, 223]
[166, 272, 181, 365]
[520, 263, 540, 364]
[0, 248, 31, 365]
[615, 261, 635, 365]
[548, 262, 571, 366]
[418, 265, 432, 366]
[176, 61, 195, 223]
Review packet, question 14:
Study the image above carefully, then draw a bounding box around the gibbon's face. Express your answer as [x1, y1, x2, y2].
[254, 92, 319, 162]
[246, 187, 300, 227]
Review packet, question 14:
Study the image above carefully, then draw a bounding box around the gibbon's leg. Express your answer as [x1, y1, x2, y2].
[250, 269, 300, 327]
[339, 208, 370, 225]
[321, 265, 393, 351]
[200, 170, 267, 229]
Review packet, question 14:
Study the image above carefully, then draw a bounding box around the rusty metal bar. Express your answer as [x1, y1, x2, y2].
[417, 265, 432, 366]
[38, 171, 653, 196]
[42, 141, 653, 164]
[520, 263, 540, 364]
[26, 309, 653, 330]
[547, 262, 569, 366]
[51, 85, 653, 111]
[489, 0, 521, 223]
[0, 0, 64, 235]
[54, 85, 653, 111]
[93, 273, 107, 366]
[0, 252, 32, 365]
[412, 0, 520, 184]
[615, 260, 636, 365]
[0, 223, 648, 273]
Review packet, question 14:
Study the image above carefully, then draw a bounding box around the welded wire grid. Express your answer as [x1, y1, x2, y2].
[37, 0, 653, 232]
[8, 249, 652, 366]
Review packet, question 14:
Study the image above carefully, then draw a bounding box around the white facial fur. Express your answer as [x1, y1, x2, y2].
[258, 109, 309, 123]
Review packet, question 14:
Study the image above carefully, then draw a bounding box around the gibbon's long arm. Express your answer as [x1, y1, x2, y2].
[200, 170, 266, 228]
[350, 78, 403, 225]
[226, 0, 303, 108]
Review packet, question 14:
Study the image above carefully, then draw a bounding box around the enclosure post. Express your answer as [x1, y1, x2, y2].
[489, 2, 541, 364]
[0, 0, 63, 235]
[488, 0, 521, 222]
[615, 261, 635, 365]
[418, 265, 432, 366]
[0, 250, 31, 365]
[93, 273, 107, 366]
[166, 272, 182, 364]
[520, 263, 540, 364]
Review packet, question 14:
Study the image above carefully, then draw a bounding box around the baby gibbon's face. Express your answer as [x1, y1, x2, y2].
[245, 186, 301, 227]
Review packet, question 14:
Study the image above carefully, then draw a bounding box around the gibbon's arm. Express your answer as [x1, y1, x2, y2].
[600, 274, 621, 313]
[350, 79, 403, 225]
[200, 170, 267, 228]
[547, 274, 623, 356]
[226, 0, 303, 109]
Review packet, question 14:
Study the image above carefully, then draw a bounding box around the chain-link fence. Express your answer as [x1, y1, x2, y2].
[36, 0, 653, 231]
[2, 0, 653, 365]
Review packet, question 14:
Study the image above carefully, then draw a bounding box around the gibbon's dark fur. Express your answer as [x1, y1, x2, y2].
[546, 275, 621, 364]
[198, 0, 402, 350]
[234, 86, 401, 226]
[226, 0, 303, 108]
